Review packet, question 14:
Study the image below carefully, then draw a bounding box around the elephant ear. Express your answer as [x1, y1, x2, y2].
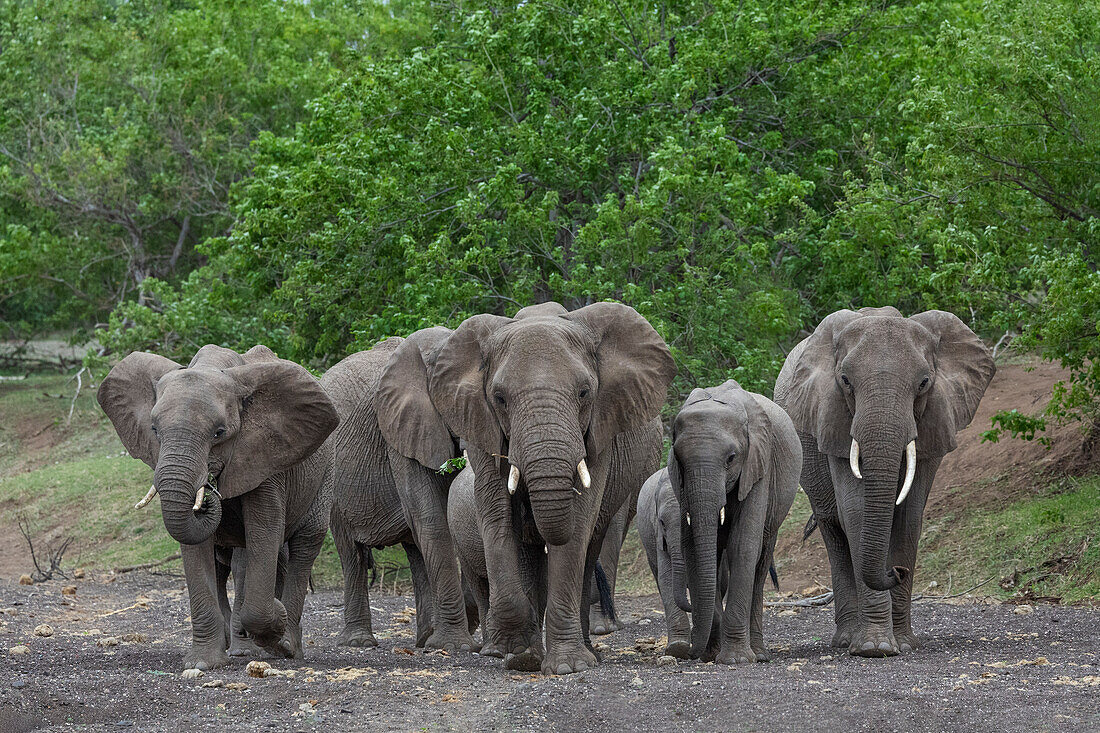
[428, 315, 513, 457]
[377, 328, 457, 471]
[97, 352, 183, 468]
[564, 302, 676, 457]
[217, 360, 339, 498]
[737, 394, 780, 503]
[781, 309, 862, 457]
[910, 310, 996, 455]
[666, 444, 684, 501]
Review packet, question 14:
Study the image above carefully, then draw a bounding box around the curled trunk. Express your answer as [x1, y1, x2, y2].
[154, 442, 221, 545]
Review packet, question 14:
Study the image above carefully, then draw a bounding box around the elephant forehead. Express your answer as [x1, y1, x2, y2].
[156, 368, 241, 403]
[838, 316, 934, 359]
[491, 319, 593, 358]
[675, 398, 748, 435]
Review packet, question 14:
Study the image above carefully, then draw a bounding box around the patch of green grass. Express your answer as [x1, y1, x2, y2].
[919, 476, 1100, 603]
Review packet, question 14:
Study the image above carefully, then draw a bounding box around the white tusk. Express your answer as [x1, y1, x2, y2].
[192, 484, 205, 512]
[849, 438, 862, 479]
[135, 485, 157, 510]
[544, 545, 548, 555]
[897, 441, 917, 505]
[685, 512, 691, 527]
[719, 506, 725, 525]
[577, 459, 591, 490]
[508, 464, 519, 495]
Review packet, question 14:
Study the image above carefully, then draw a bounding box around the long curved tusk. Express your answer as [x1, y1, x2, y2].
[897, 440, 917, 506]
[849, 438, 862, 479]
[719, 506, 725, 525]
[577, 459, 591, 490]
[685, 512, 691, 527]
[135, 484, 157, 510]
[192, 484, 205, 512]
[507, 464, 520, 495]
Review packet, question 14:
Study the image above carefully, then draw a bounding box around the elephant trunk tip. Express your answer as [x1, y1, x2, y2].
[864, 565, 910, 592]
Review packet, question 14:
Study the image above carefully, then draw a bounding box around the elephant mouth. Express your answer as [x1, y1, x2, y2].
[135, 464, 224, 513]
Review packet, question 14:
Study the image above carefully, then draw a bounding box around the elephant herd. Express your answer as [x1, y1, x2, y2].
[97, 302, 995, 676]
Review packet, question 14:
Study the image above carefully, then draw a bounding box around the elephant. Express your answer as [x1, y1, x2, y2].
[773, 307, 995, 657]
[427, 301, 675, 675]
[635, 468, 691, 658]
[664, 380, 800, 664]
[324, 334, 477, 652]
[97, 344, 338, 670]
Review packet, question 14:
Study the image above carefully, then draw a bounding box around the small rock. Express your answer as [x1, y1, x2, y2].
[114, 721, 133, 728]
[1014, 605, 1035, 615]
[181, 668, 205, 680]
[97, 637, 120, 647]
[11, 679, 25, 689]
[18, 574, 32, 586]
[202, 679, 225, 688]
[636, 618, 652, 626]
[777, 609, 798, 617]
[656, 655, 677, 667]
[73, 568, 85, 579]
[225, 682, 249, 691]
[247, 660, 272, 678]
[631, 676, 644, 687]
[120, 633, 147, 643]
[33, 624, 53, 637]
[62, 586, 77, 596]
[9, 645, 30, 656]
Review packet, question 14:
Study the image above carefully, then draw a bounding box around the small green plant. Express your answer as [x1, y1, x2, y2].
[437, 456, 468, 475]
[981, 409, 1051, 446]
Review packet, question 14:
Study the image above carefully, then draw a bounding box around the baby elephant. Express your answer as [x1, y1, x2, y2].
[636, 469, 692, 658]
[662, 379, 800, 664]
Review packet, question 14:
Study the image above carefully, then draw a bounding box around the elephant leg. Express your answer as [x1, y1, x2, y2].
[749, 527, 780, 662]
[391, 453, 478, 653]
[459, 571, 481, 637]
[717, 495, 767, 665]
[889, 465, 934, 653]
[276, 523, 327, 659]
[180, 540, 229, 671]
[227, 549, 265, 657]
[589, 500, 630, 635]
[238, 482, 289, 655]
[815, 516, 860, 649]
[654, 546, 691, 658]
[839, 483, 897, 658]
[403, 541, 435, 648]
[542, 533, 599, 676]
[215, 552, 232, 649]
[331, 516, 377, 648]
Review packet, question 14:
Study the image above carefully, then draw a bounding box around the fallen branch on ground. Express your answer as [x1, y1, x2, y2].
[914, 576, 996, 602]
[113, 553, 182, 574]
[766, 591, 834, 607]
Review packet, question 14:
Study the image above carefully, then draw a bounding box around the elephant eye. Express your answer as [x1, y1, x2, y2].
[840, 374, 851, 387]
[150, 425, 159, 438]
[212, 427, 226, 440]
[579, 386, 590, 399]
[493, 392, 506, 407]
[918, 377, 930, 393]
[726, 451, 737, 465]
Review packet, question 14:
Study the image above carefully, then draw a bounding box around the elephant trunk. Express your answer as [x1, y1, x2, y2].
[511, 397, 585, 546]
[664, 518, 691, 613]
[154, 436, 221, 546]
[680, 462, 724, 655]
[852, 400, 913, 592]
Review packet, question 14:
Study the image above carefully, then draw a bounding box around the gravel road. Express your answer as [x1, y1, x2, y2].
[1, 573, 1097, 732]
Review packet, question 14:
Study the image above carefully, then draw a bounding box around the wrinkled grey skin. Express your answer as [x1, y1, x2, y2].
[324, 336, 477, 653]
[774, 308, 995, 657]
[665, 380, 800, 664]
[428, 301, 675, 675]
[446, 465, 496, 648]
[635, 469, 691, 658]
[97, 345, 338, 671]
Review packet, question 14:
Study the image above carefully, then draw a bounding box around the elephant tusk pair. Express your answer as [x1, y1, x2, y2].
[848, 438, 917, 505]
[135, 484, 157, 510]
[505, 459, 591, 496]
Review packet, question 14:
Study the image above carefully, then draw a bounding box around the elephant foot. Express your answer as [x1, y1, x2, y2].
[894, 630, 921, 653]
[750, 643, 771, 663]
[504, 646, 544, 672]
[479, 643, 505, 659]
[267, 627, 303, 659]
[664, 640, 691, 659]
[715, 644, 757, 665]
[849, 628, 899, 658]
[228, 635, 266, 658]
[588, 608, 621, 636]
[830, 626, 855, 649]
[335, 625, 379, 648]
[425, 627, 481, 654]
[541, 644, 598, 676]
[183, 645, 230, 672]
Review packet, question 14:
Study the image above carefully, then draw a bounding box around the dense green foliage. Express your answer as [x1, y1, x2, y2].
[4, 1, 1098, 428]
[0, 0, 426, 341]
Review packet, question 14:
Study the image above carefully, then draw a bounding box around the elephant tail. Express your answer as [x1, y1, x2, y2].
[594, 560, 617, 624]
[769, 563, 780, 591]
[364, 547, 378, 587]
[802, 513, 819, 542]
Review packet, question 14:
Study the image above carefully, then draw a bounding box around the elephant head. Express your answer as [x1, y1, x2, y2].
[97, 345, 338, 546]
[427, 302, 675, 546]
[666, 380, 781, 653]
[783, 308, 994, 591]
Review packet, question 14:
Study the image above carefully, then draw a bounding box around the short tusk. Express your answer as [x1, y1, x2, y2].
[849, 438, 862, 479]
[897, 440, 917, 505]
[685, 512, 691, 527]
[135, 484, 157, 510]
[544, 545, 548, 555]
[719, 506, 725, 525]
[507, 464, 519, 495]
[192, 484, 205, 512]
[577, 459, 591, 490]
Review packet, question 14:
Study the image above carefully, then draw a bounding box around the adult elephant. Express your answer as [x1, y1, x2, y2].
[428, 301, 675, 675]
[324, 334, 477, 653]
[774, 307, 995, 657]
[97, 345, 338, 670]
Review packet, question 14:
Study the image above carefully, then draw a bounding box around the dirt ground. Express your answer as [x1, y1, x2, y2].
[2, 572, 1098, 733]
